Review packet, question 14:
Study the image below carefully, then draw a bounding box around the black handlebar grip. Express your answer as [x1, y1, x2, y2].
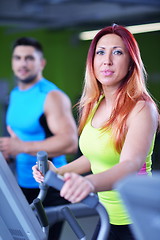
[33, 198, 49, 227]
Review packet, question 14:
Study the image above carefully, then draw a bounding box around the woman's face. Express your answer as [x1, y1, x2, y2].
[93, 33, 130, 90]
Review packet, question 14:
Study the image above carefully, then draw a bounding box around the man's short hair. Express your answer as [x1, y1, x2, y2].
[12, 37, 44, 56]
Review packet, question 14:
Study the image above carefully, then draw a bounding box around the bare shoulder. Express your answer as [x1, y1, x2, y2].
[47, 90, 71, 103]
[128, 100, 159, 129]
[45, 90, 72, 109]
[131, 100, 158, 116]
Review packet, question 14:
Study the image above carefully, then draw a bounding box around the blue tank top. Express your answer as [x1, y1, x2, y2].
[6, 78, 67, 188]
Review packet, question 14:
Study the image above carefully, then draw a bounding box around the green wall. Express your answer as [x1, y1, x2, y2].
[0, 26, 159, 105]
[135, 31, 160, 107]
[0, 26, 159, 165]
[0, 26, 90, 106]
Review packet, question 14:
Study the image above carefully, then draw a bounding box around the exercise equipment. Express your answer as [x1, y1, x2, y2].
[36, 151, 109, 240]
[44, 170, 109, 240]
[0, 151, 47, 240]
[116, 173, 160, 240]
[0, 151, 109, 240]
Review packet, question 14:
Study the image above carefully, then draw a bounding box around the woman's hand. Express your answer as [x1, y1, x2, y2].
[60, 172, 95, 203]
[32, 160, 57, 183]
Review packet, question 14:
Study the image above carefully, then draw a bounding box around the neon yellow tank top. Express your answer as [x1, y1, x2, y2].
[79, 95, 154, 225]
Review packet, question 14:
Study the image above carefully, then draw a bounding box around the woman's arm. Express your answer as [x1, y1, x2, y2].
[60, 101, 159, 202]
[32, 154, 91, 182]
[86, 101, 158, 191]
[57, 155, 91, 175]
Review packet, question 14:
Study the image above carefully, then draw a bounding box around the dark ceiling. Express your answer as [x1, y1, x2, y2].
[0, 0, 160, 32]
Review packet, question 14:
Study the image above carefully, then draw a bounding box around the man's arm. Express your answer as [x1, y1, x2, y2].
[0, 90, 78, 158]
[24, 90, 78, 156]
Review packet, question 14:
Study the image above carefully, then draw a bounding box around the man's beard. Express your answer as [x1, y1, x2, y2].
[16, 74, 37, 84]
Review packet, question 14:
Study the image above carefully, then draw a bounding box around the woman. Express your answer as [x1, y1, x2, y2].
[33, 24, 159, 240]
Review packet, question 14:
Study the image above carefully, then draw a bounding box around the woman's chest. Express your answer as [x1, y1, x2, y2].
[79, 122, 120, 172]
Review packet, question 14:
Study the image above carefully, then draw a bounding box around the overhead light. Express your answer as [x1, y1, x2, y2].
[127, 22, 160, 34]
[79, 29, 99, 41]
[79, 22, 160, 40]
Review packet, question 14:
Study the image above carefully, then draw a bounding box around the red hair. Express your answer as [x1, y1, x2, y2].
[78, 24, 157, 153]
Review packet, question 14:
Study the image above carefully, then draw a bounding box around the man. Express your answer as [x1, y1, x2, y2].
[0, 37, 78, 239]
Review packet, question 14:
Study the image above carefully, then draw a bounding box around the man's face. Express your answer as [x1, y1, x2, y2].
[12, 45, 45, 84]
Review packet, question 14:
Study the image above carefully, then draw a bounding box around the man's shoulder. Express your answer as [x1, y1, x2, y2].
[39, 78, 61, 94]
[10, 86, 19, 95]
